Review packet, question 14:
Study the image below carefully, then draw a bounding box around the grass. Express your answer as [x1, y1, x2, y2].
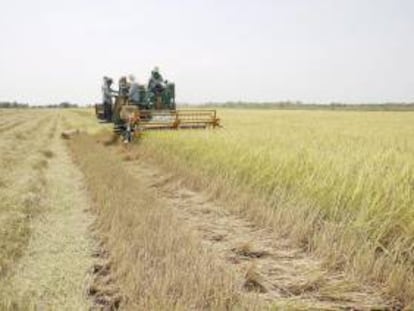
[134, 109, 414, 306]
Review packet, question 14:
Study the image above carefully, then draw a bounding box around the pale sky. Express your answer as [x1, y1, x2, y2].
[0, 0, 413, 105]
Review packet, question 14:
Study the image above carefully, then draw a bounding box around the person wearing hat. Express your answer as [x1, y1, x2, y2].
[118, 76, 130, 97]
[148, 66, 165, 94]
[102, 76, 115, 122]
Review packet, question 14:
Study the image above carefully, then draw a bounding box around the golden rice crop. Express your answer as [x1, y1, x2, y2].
[137, 109, 414, 305]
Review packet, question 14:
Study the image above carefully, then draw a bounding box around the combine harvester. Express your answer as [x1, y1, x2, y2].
[95, 77, 220, 142]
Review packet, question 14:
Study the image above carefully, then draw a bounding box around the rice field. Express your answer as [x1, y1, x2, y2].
[0, 107, 413, 309]
[138, 109, 414, 304]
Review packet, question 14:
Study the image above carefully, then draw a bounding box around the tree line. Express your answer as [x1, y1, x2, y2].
[0, 102, 79, 109]
[189, 101, 414, 111]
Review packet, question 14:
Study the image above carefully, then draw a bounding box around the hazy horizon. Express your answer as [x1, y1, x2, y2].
[1, 0, 413, 105]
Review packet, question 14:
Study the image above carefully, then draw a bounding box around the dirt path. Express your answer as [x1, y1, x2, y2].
[122, 159, 387, 310]
[7, 115, 96, 309]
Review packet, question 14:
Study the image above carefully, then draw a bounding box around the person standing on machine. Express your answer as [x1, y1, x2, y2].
[128, 74, 141, 106]
[102, 76, 115, 122]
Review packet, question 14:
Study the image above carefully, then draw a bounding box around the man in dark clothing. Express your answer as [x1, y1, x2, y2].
[148, 66, 165, 94]
[102, 77, 115, 122]
[118, 76, 129, 97]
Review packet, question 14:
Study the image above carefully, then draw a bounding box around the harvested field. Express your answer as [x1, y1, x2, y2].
[0, 110, 96, 309]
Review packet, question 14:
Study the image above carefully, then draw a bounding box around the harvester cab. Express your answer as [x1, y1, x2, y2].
[95, 72, 220, 142]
